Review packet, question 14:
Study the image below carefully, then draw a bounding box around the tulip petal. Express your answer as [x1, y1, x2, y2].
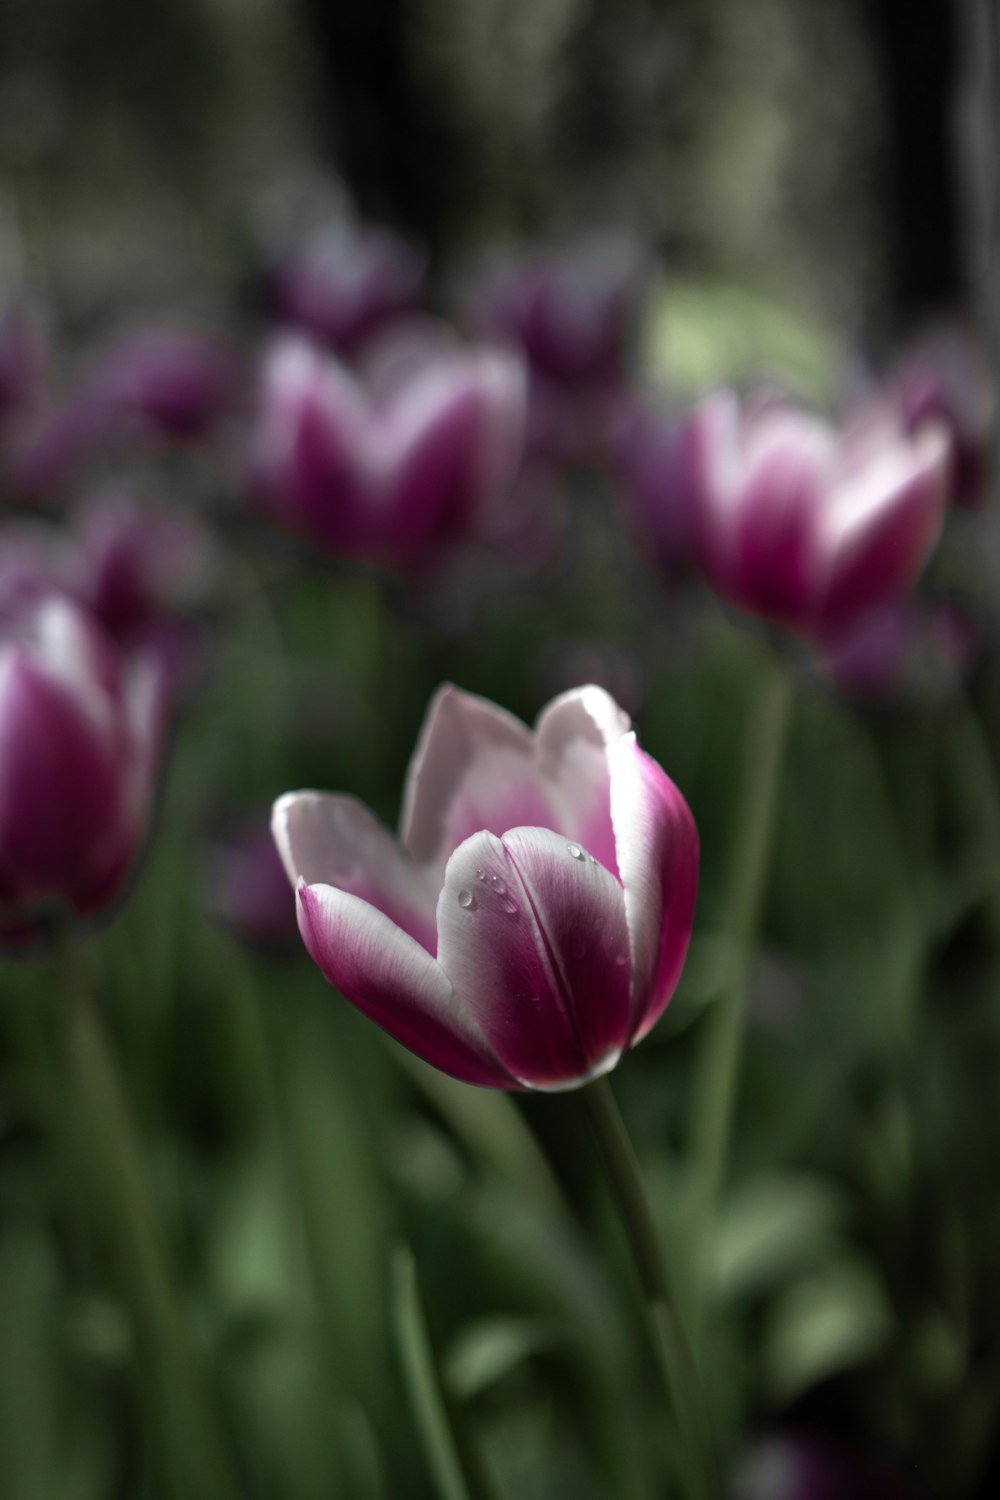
[0, 653, 124, 902]
[273, 791, 437, 951]
[401, 685, 557, 880]
[535, 684, 632, 876]
[436, 827, 631, 1089]
[297, 883, 512, 1086]
[820, 424, 949, 629]
[732, 413, 834, 625]
[608, 735, 699, 1041]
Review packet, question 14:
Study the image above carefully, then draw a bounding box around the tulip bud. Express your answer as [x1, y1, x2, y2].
[249, 336, 527, 569]
[268, 225, 425, 353]
[685, 392, 950, 636]
[0, 598, 165, 939]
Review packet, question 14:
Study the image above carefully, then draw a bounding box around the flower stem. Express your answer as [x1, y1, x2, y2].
[61, 937, 241, 1500]
[582, 1076, 717, 1500]
[691, 652, 793, 1256]
[392, 1246, 486, 1500]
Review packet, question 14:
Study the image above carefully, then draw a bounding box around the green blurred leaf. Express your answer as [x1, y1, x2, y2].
[761, 1256, 892, 1403]
[711, 1172, 847, 1303]
[444, 1316, 560, 1400]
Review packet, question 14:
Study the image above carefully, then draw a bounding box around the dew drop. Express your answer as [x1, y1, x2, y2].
[566, 842, 585, 861]
[475, 867, 487, 882]
[614, 952, 629, 967]
[501, 898, 518, 916]
[457, 888, 475, 910]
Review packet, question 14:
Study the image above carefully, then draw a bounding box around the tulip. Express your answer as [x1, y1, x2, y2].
[0, 597, 164, 937]
[268, 224, 425, 353]
[688, 392, 951, 635]
[272, 683, 698, 1090]
[86, 325, 234, 440]
[469, 239, 646, 388]
[249, 336, 527, 568]
[7, 326, 233, 498]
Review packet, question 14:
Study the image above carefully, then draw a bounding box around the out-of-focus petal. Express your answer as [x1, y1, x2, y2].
[535, 685, 632, 877]
[401, 684, 556, 878]
[0, 652, 123, 901]
[273, 791, 437, 950]
[297, 882, 511, 1086]
[435, 827, 631, 1088]
[608, 734, 699, 1041]
[820, 424, 950, 630]
[729, 412, 834, 625]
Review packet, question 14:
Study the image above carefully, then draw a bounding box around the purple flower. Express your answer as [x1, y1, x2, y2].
[86, 325, 235, 440]
[268, 225, 425, 353]
[0, 597, 165, 938]
[272, 684, 698, 1091]
[688, 393, 951, 635]
[0, 495, 214, 697]
[249, 336, 526, 569]
[470, 240, 646, 388]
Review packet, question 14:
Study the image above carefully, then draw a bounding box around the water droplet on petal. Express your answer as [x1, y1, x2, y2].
[457, 888, 475, 910]
[566, 842, 584, 861]
[501, 898, 518, 916]
[475, 867, 487, 882]
[614, 952, 629, 967]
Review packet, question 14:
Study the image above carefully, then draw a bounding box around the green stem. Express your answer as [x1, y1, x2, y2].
[691, 652, 792, 1252]
[392, 1246, 482, 1500]
[582, 1077, 717, 1500]
[61, 938, 241, 1500]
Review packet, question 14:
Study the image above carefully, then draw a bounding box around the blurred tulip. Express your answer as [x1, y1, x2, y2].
[249, 336, 526, 568]
[468, 240, 648, 464]
[7, 325, 233, 498]
[272, 683, 698, 1090]
[0, 597, 165, 938]
[72, 493, 214, 693]
[736, 1431, 918, 1500]
[85, 325, 235, 440]
[469, 238, 646, 388]
[268, 224, 425, 352]
[894, 325, 993, 510]
[203, 815, 298, 949]
[0, 494, 214, 696]
[688, 392, 951, 634]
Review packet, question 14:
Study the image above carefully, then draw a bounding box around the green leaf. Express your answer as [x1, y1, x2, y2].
[711, 1172, 847, 1302]
[761, 1256, 892, 1403]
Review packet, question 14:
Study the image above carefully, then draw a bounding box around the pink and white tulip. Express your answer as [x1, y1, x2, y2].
[272, 684, 698, 1091]
[0, 597, 165, 937]
[250, 336, 526, 569]
[689, 392, 951, 634]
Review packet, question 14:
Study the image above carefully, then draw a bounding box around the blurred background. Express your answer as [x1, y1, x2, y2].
[0, 2, 997, 1498]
